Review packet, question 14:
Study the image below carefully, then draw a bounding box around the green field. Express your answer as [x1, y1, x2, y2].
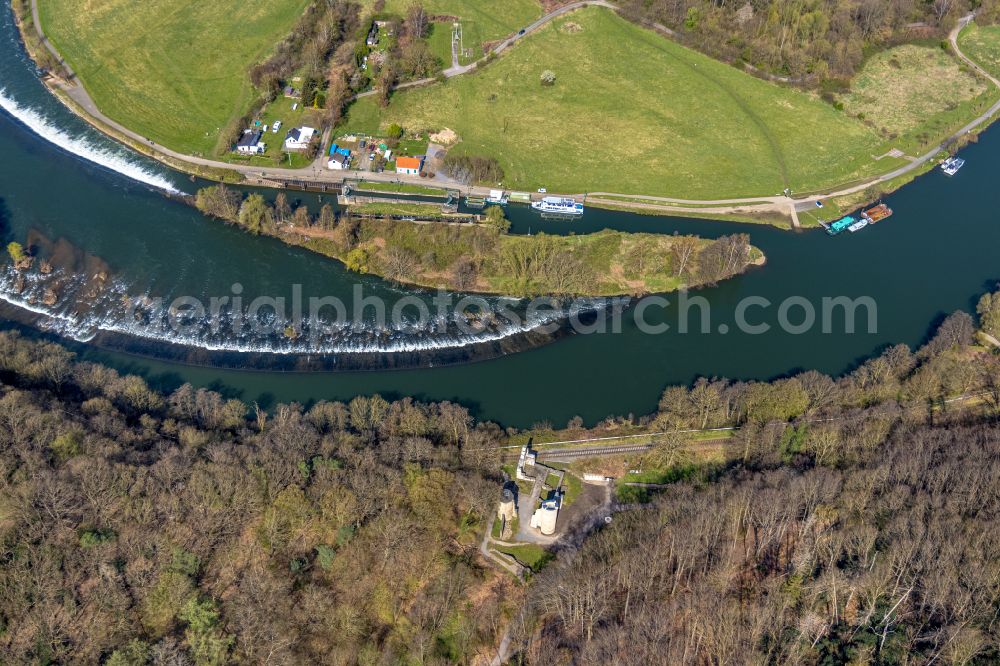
[959, 23, 1000, 80]
[494, 544, 552, 571]
[344, 6, 898, 198]
[38, 0, 310, 155]
[373, 0, 541, 64]
[838, 43, 995, 154]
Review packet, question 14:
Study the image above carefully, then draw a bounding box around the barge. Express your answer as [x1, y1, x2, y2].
[862, 203, 892, 224]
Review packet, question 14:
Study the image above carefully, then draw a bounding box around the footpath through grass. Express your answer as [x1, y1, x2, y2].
[344, 6, 891, 199]
[38, 0, 310, 156]
[959, 23, 1000, 80]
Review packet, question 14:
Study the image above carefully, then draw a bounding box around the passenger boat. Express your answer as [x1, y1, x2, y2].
[862, 203, 892, 224]
[531, 196, 584, 215]
[826, 215, 855, 236]
[847, 218, 869, 233]
[941, 157, 966, 176]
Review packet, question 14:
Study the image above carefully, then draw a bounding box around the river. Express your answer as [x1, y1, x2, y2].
[1, 5, 998, 428]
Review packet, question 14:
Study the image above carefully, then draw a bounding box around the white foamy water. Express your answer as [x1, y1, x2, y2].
[0, 87, 181, 194]
[0, 267, 610, 355]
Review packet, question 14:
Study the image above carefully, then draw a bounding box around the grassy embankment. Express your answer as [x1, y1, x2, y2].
[348, 201, 462, 220]
[958, 23, 1000, 80]
[37, 0, 310, 156]
[353, 181, 449, 196]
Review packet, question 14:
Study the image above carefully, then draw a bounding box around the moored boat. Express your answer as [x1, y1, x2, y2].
[862, 203, 892, 224]
[531, 196, 584, 215]
[826, 215, 855, 236]
[847, 218, 869, 233]
[485, 189, 509, 205]
[941, 157, 966, 176]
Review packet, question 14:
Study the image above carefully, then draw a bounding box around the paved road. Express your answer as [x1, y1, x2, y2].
[23, 3, 999, 219]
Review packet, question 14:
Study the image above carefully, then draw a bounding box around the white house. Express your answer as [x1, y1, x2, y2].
[236, 129, 265, 155]
[328, 152, 350, 170]
[395, 156, 423, 175]
[283, 126, 316, 151]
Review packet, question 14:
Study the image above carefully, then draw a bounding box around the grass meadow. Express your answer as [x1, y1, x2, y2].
[38, 0, 310, 155]
[959, 23, 1000, 80]
[344, 6, 895, 199]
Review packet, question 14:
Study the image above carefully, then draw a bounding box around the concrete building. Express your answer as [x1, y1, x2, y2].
[529, 493, 561, 536]
[497, 487, 517, 539]
[516, 444, 537, 481]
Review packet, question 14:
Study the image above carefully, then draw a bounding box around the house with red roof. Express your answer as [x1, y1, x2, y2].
[395, 156, 423, 176]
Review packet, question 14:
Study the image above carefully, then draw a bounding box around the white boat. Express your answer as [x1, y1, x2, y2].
[485, 189, 509, 205]
[847, 218, 869, 233]
[941, 157, 966, 176]
[531, 196, 584, 215]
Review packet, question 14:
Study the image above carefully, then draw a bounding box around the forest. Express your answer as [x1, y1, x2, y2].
[1, 288, 1000, 663]
[613, 0, 1000, 81]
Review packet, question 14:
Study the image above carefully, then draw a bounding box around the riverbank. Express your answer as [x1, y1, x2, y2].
[14, 2, 1000, 229]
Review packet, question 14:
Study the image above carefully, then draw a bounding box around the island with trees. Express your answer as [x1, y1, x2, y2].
[193, 184, 763, 297]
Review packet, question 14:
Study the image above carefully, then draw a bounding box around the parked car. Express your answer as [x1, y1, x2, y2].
[537, 187, 547, 193]
[360, 140, 367, 149]
[369, 152, 375, 160]
[271, 121, 282, 133]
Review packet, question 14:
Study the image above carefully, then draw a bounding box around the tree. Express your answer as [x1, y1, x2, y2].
[291, 205, 312, 228]
[399, 40, 439, 79]
[387, 123, 404, 140]
[670, 235, 700, 279]
[450, 257, 478, 291]
[484, 205, 510, 233]
[377, 62, 397, 108]
[273, 192, 291, 225]
[238, 194, 270, 235]
[977, 288, 1000, 338]
[380, 246, 418, 282]
[540, 70, 556, 86]
[344, 247, 371, 273]
[317, 203, 336, 230]
[7, 242, 27, 265]
[325, 66, 352, 127]
[404, 3, 429, 39]
[194, 185, 241, 222]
